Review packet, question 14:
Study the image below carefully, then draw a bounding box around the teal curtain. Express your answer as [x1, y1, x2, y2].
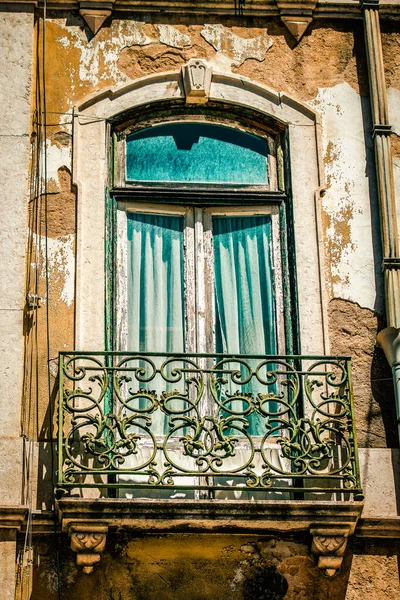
[127, 212, 185, 353]
[213, 216, 277, 435]
[127, 212, 185, 433]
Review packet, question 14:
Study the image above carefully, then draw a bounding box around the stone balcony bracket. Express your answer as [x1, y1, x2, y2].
[310, 524, 351, 577]
[277, 0, 317, 42]
[57, 498, 363, 574]
[68, 522, 109, 574]
[79, 1, 114, 36]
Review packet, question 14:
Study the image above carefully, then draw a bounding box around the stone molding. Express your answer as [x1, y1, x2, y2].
[277, 0, 317, 42]
[3, 1, 400, 29]
[310, 524, 350, 577]
[68, 522, 108, 574]
[79, 1, 113, 35]
[356, 517, 400, 538]
[0, 506, 28, 530]
[57, 498, 363, 534]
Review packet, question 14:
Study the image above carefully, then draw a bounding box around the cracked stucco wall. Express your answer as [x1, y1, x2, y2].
[37, 15, 395, 448]
[25, 532, 400, 600]
[0, 7, 34, 600]
[0, 9, 398, 600]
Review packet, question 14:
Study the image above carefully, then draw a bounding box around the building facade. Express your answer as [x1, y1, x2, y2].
[0, 1, 400, 598]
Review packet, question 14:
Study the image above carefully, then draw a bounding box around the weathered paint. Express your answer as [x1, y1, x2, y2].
[200, 24, 273, 67]
[45, 140, 72, 184]
[36, 234, 75, 308]
[1, 11, 400, 600]
[158, 24, 191, 49]
[310, 83, 382, 312]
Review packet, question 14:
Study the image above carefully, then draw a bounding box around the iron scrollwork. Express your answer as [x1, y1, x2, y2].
[57, 352, 362, 499]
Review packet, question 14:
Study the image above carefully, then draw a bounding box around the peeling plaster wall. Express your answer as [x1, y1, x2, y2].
[0, 6, 33, 495]
[23, 532, 400, 600]
[311, 83, 382, 312]
[38, 14, 386, 441]
[1, 9, 398, 600]
[0, 7, 34, 600]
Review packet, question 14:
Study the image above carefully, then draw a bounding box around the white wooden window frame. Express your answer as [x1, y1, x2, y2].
[115, 202, 285, 357]
[72, 71, 328, 358]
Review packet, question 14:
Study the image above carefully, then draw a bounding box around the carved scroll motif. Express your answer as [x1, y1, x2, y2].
[69, 523, 108, 574]
[310, 525, 350, 577]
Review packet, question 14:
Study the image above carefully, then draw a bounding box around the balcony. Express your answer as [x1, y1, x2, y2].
[56, 351, 364, 574]
[56, 351, 362, 499]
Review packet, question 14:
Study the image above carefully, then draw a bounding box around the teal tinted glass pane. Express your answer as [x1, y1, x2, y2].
[213, 215, 276, 356]
[126, 123, 268, 184]
[213, 215, 277, 436]
[126, 213, 185, 353]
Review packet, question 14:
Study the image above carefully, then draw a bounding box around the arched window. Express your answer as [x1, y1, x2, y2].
[111, 120, 293, 363]
[60, 75, 361, 501]
[109, 117, 295, 496]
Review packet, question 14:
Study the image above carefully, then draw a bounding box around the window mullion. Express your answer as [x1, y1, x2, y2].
[184, 207, 196, 353]
[194, 207, 207, 355]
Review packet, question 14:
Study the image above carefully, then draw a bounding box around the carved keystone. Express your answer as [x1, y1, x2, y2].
[182, 59, 212, 104]
[310, 525, 350, 577]
[69, 523, 108, 574]
[80, 2, 113, 36]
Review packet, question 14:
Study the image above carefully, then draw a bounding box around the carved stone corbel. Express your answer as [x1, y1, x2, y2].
[69, 523, 108, 574]
[182, 59, 212, 104]
[80, 1, 113, 36]
[277, 1, 317, 43]
[310, 525, 350, 577]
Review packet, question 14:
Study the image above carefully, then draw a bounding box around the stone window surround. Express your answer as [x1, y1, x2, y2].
[63, 65, 365, 577]
[72, 66, 328, 356]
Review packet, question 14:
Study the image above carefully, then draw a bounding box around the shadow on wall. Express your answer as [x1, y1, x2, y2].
[242, 565, 288, 600]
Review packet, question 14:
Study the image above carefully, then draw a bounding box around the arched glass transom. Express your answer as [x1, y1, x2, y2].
[125, 122, 269, 184]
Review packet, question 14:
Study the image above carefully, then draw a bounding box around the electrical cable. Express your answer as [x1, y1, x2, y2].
[41, 2, 63, 597]
[17, 6, 63, 598]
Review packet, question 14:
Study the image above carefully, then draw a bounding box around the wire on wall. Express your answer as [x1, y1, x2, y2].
[16, 3, 62, 598]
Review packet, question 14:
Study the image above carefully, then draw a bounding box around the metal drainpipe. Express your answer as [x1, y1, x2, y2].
[361, 0, 400, 440]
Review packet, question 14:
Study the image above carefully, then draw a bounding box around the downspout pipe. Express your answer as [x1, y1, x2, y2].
[361, 0, 400, 441]
[376, 328, 400, 440]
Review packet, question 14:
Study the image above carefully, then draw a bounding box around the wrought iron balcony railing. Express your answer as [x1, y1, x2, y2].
[56, 352, 363, 500]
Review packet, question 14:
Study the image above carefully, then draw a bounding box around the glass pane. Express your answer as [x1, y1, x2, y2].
[213, 215, 276, 356]
[126, 123, 268, 184]
[126, 212, 185, 352]
[213, 215, 277, 436]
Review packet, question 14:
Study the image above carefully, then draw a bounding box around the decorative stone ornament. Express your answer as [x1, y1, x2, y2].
[182, 59, 212, 104]
[79, 1, 113, 36]
[310, 525, 350, 577]
[277, 0, 317, 42]
[69, 523, 108, 574]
